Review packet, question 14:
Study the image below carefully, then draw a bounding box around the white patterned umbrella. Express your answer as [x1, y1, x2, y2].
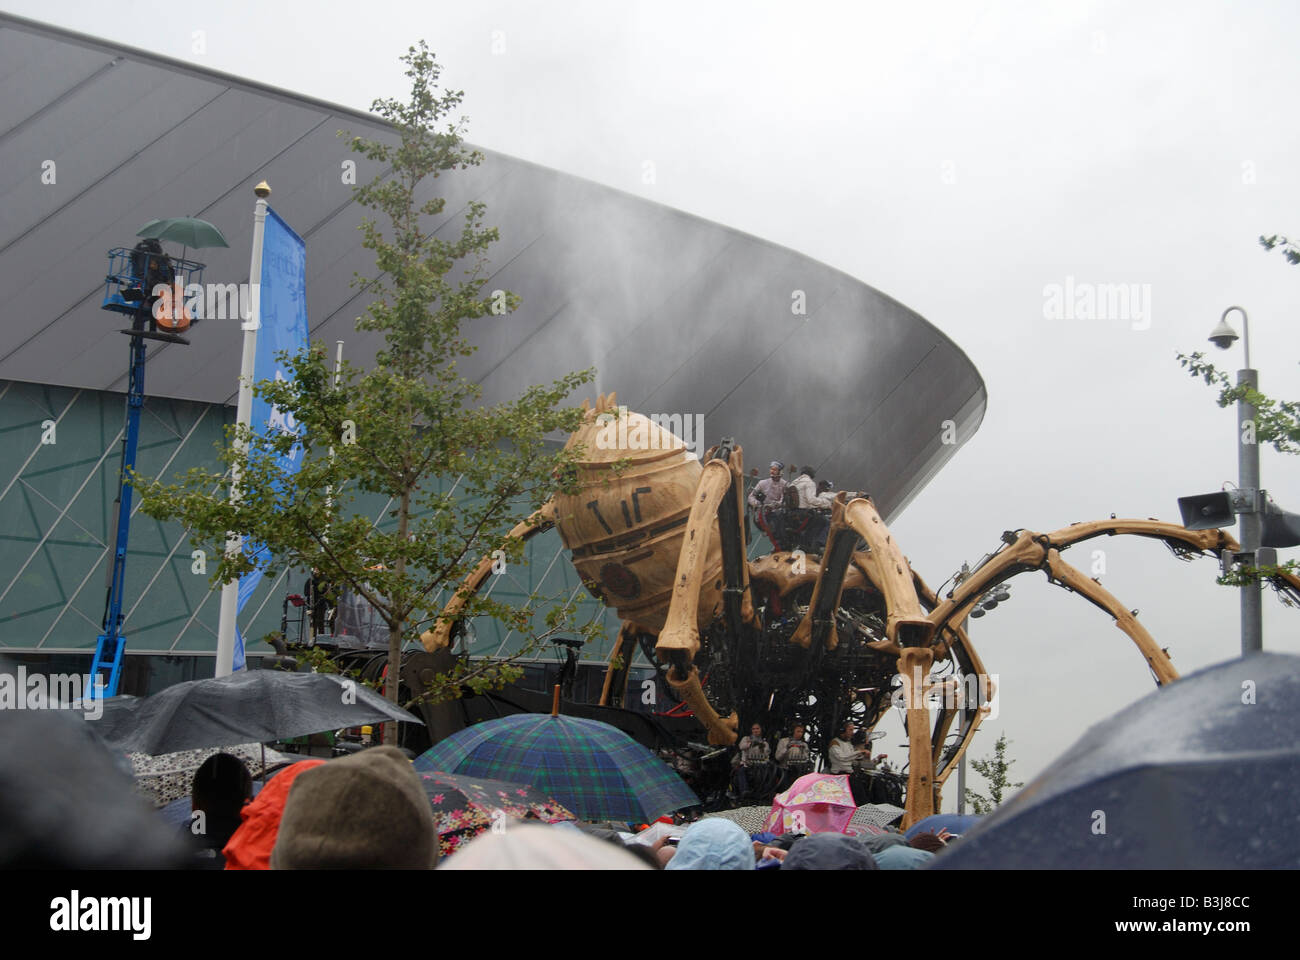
[129, 742, 298, 807]
[701, 805, 770, 834]
[850, 803, 906, 829]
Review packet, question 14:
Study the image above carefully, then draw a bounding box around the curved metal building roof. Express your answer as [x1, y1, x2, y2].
[0, 12, 984, 520]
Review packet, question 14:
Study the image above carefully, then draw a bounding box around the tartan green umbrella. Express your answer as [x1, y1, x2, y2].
[136, 217, 229, 249]
[414, 713, 698, 823]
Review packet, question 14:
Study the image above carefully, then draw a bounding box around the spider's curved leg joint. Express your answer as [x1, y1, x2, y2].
[841, 496, 937, 826]
[1043, 547, 1178, 685]
[655, 446, 746, 745]
[929, 523, 1193, 687]
[792, 494, 859, 651]
[420, 502, 556, 653]
[599, 620, 646, 708]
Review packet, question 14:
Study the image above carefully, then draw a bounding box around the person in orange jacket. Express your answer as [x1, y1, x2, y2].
[222, 759, 325, 870]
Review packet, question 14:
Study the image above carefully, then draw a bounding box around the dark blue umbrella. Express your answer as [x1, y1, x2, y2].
[415, 713, 698, 823]
[931, 652, 1300, 869]
[905, 813, 980, 840]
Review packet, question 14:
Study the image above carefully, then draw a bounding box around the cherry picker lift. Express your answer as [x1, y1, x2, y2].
[90, 220, 226, 695]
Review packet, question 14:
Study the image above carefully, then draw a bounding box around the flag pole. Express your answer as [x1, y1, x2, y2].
[215, 180, 270, 677]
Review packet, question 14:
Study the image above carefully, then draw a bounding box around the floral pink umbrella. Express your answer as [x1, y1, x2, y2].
[418, 771, 576, 860]
[764, 773, 857, 835]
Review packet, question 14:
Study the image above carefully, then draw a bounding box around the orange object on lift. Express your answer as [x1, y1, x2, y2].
[152, 283, 193, 332]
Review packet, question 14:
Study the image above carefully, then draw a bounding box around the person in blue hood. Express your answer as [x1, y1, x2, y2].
[664, 818, 755, 870]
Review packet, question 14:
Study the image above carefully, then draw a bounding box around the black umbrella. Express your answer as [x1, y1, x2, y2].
[0, 708, 190, 868]
[931, 652, 1300, 869]
[92, 670, 422, 755]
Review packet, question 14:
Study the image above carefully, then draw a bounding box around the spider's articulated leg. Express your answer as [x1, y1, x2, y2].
[1042, 518, 1237, 554]
[598, 620, 647, 708]
[792, 494, 860, 650]
[655, 442, 750, 745]
[924, 520, 1246, 687]
[419, 503, 556, 652]
[841, 499, 936, 648]
[913, 571, 994, 791]
[926, 532, 1177, 684]
[711, 441, 758, 643]
[840, 496, 938, 827]
[1270, 565, 1300, 605]
[1041, 519, 1300, 612]
[1042, 546, 1179, 682]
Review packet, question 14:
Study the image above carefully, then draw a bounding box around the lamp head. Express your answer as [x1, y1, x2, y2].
[1208, 317, 1239, 350]
[1209, 307, 1246, 350]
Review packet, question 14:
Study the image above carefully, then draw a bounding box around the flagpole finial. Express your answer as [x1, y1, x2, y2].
[254, 181, 271, 198]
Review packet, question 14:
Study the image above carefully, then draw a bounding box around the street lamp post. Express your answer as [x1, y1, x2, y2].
[957, 701, 967, 815]
[1208, 306, 1262, 655]
[953, 568, 1008, 814]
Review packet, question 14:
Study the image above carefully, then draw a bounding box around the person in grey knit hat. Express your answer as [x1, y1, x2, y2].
[270, 746, 437, 869]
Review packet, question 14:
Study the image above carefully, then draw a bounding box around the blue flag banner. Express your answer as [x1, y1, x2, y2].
[235, 207, 308, 669]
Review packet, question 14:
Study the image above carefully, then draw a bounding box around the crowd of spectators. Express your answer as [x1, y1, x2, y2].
[2, 708, 963, 871]
[747, 460, 865, 553]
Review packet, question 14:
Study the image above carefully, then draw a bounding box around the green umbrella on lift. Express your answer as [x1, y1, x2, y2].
[134, 218, 230, 303]
[135, 216, 229, 249]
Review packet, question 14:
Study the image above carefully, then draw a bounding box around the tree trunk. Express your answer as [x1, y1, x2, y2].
[384, 620, 402, 747]
[385, 484, 412, 747]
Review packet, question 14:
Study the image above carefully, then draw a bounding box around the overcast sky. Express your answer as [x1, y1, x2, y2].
[7, 0, 1299, 802]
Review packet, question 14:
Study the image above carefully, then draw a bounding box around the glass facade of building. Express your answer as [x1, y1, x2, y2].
[0, 377, 650, 691]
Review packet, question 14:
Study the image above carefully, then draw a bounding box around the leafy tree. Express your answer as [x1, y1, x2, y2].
[1175, 353, 1300, 456]
[1259, 234, 1300, 266]
[137, 42, 601, 736]
[963, 731, 1023, 814]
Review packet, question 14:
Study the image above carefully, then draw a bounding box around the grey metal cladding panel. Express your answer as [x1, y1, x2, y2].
[631, 272, 984, 520]
[465, 176, 741, 404]
[837, 343, 985, 516]
[0, 60, 170, 203]
[0, 63, 223, 255]
[0, 87, 295, 360]
[0, 29, 110, 133]
[465, 232, 739, 406]
[616, 242, 835, 412]
[5, 96, 335, 392]
[0, 13, 986, 522]
[884, 382, 986, 522]
[96, 119, 379, 398]
[292, 153, 737, 404]
[0, 25, 49, 89]
[130, 129, 486, 402]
